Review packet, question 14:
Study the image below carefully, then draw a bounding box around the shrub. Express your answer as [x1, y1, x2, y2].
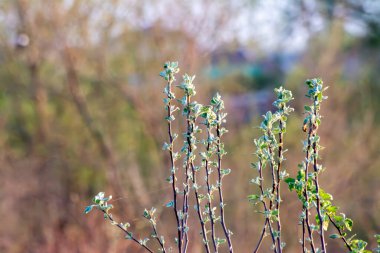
[84, 62, 379, 253]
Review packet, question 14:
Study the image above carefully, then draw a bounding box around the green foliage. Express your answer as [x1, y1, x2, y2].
[284, 78, 371, 253]
[250, 85, 294, 252]
[84, 192, 113, 215]
[84, 64, 376, 253]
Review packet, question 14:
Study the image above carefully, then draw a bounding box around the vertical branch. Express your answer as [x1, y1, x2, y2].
[273, 90, 294, 252]
[267, 143, 279, 253]
[29, 62, 49, 144]
[251, 158, 279, 253]
[176, 74, 210, 253]
[160, 62, 182, 252]
[16, 0, 49, 145]
[181, 96, 192, 253]
[290, 78, 329, 253]
[181, 168, 190, 253]
[275, 120, 284, 252]
[301, 79, 366, 253]
[213, 94, 234, 253]
[181, 120, 191, 253]
[216, 123, 233, 253]
[204, 122, 218, 252]
[302, 220, 306, 253]
[187, 99, 210, 253]
[311, 100, 326, 253]
[302, 126, 317, 253]
[252, 87, 293, 253]
[62, 47, 134, 213]
[303, 79, 328, 253]
[181, 94, 192, 253]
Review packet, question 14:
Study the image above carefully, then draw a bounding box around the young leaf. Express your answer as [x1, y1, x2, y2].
[221, 168, 231, 176]
[84, 205, 94, 214]
[329, 234, 341, 239]
[165, 201, 174, 208]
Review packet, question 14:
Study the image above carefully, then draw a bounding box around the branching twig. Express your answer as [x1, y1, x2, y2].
[152, 223, 166, 253]
[253, 160, 278, 253]
[251, 87, 293, 253]
[83, 70, 372, 253]
[104, 211, 154, 253]
[327, 214, 352, 251]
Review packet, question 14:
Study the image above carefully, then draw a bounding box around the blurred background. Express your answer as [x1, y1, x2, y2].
[0, 0, 379, 252]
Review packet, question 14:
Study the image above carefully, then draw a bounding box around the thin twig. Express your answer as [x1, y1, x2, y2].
[151, 222, 166, 253]
[267, 143, 279, 252]
[182, 156, 190, 253]
[216, 114, 234, 253]
[327, 214, 353, 251]
[312, 102, 326, 253]
[186, 95, 210, 253]
[253, 160, 278, 253]
[275, 120, 284, 253]
[302, 220, 306, 253]
[165, 77, 182, 252]
[303, 122, 316, 253]
[205, 124, 218, 252]
[253, 219, 268, 253]
[103, 211, 154, 253]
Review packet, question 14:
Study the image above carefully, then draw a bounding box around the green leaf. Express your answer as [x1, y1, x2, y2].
[284, 177, 295, 191]
[221, 168, 231, 176]
[84, 205, 94, 214]
[250, 177, 262, 185]
[333, 214, 344, 225]
[93, 192, 105, 204]
[211, 93, 222, 106]
[350, 239, 368, 251]
[271, 209, 279, 216]
[125, 232, 133, 240]
[375, 234, 380, 244]
[162, 142, 171, 150]
[325, 205, 338, 214]
[297, 170, 305, 181]
[248, 194, 260, 201]
[319, 189, 333, 201]
[159, 71, 167, 78]
[165, 201, 174, 208]
[284, 177, 295, 184]
[304, 105, 312, 112]
[345, 218, 353, 231]
[216, 238, 226, 245]
[323, 219, 329, 231]
[329, 234, 341, 239]
[143, 209, 150, 219]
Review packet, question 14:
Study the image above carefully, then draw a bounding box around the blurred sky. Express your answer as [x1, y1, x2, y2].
[2, 0, 379, 54]
[72, 0, 380, 52]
